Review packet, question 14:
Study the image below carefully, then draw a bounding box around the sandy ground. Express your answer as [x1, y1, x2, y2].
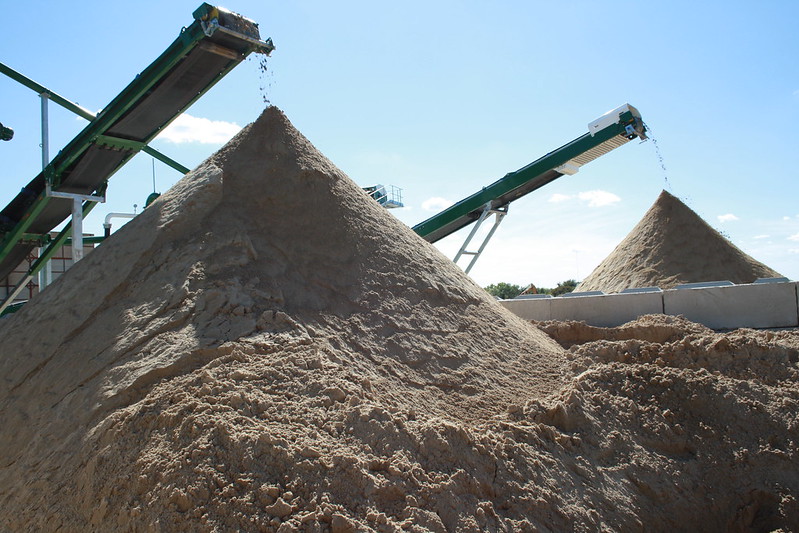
[576, 190, 782, 293]
[0, 108, 797, 532]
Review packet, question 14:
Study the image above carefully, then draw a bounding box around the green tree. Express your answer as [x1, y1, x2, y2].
[551, 279, 578, 297]
[484, 282, 524, 299]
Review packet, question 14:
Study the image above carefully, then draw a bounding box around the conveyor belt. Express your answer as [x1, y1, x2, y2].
[0, 3, 273, 284]
[412, 104, 647, 243]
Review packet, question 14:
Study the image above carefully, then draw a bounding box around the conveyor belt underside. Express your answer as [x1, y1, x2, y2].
[0, 26, 259, 282]
[412, 119, 638, 244]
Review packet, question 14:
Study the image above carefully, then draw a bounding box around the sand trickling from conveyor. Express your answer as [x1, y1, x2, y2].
[576, 190, 782, 293]
[1, 109, 798, 532]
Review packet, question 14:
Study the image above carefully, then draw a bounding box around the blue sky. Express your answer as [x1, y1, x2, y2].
[3, 1, 798, 287]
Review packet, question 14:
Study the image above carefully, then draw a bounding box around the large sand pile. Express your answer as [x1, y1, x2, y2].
[1, 109, 797, 532]
[0, 107, 565, 530]
[576, 190, 782, 293]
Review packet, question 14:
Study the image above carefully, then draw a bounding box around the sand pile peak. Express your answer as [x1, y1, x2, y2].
[0, 106, 568, 530]
[576, 189, 782, 293]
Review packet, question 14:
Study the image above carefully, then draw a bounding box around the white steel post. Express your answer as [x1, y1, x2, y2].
[71, 197, 84, 262]
[40, 92, 49, 169]
[45, 186, 105, 263]
[39, 92, 51, 290]
[38, 246, 52, 289]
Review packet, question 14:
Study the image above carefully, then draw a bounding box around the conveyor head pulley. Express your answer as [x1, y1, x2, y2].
[193, 3, 275, 55]
[588, 103, 647, 140]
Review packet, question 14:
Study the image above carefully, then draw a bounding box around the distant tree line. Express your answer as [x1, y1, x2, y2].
[484, 280, 578, 299]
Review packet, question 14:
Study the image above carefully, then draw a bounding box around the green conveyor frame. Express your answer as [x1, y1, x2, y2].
[0, 63, 192, 177]
[412, 104, 647, 243]
[0, 4, 274, 308]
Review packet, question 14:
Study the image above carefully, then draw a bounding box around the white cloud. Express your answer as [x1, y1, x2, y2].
[547, 190, 619, 207]
[753, 234, 770, 239]
[157, 113, 242, 144]
[788, 233, 799, 242]
[577, 190, 620, 207]
[422, 197, 453, 212]
[717, 213, 739, 223]
[784, 216, 792, 221]
[548, 193, 573, 203]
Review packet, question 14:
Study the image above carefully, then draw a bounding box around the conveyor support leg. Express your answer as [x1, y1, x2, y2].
[45, 183, 106, 262]
[453, 202, 508, 274]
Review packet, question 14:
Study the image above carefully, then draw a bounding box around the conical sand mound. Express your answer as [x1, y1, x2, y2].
[577, 190, 782, 293]
[0, 107, 567, 530]
[3, 112, 797, 532]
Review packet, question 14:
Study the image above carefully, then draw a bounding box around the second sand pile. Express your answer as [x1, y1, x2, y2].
[1, 108, 798, 532]
[577, 189, 782, 293]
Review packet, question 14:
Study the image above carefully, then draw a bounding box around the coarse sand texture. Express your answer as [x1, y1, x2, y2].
[0, 107, 566, 530]
[1, 108, 798, 532]
[576, 189, 782, 293]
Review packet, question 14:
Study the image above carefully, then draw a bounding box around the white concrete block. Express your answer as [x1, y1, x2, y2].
[663, 282, 799, 330]
[499, 297, 551, 321]
[549, 291, 664, 327]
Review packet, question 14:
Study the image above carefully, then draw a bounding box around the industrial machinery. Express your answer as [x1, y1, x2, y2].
[412, 104, 647, 273]
[0, 3, 274, 315]
[363, 184, 404, 209]
[1, 4, 646, 314]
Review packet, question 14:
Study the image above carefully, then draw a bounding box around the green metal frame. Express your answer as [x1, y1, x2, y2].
[0, 23, 207, 258]
[30, 194, 103, 275]
[412, 108, 645, 243]
[46, 25, 205, 189]
[0, 62, 190, 175]
[0, 191, 103, 317]
[0, 3, 274, 315]
[0, 62, 96, 120]
[18, 233, 106, 247]
[0, 193, 52, 259]
[0, 301, 24, 317]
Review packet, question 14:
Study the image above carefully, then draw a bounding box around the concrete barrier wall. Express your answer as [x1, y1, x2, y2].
[550, 292, 663, 328]
[500, 297, 551, 321]
[499, 281, 799, 330]
[663, 282, 799, 330]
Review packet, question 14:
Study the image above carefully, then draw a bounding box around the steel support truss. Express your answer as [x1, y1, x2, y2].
[452, 202, 508, 274]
